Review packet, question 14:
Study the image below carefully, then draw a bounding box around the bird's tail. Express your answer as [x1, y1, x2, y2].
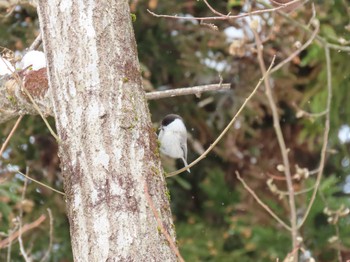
[182, 158, 191, 173]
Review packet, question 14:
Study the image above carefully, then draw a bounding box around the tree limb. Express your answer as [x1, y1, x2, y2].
[0, 70, 229, 124]
[146, 83, 230, 100]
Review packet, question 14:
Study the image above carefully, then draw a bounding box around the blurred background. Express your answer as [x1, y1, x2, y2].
[1, 0, 350, 261]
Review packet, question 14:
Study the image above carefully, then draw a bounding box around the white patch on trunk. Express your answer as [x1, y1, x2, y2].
[95, 150, 110, 168]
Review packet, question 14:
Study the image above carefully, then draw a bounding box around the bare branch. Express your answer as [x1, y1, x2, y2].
[0, 72, 229, 124]
[258, 0, 350, 52]
[146, 83, 230, 100]
[18, 225, 31, 262]
[18, 171, 31, 261]
[166, 55, 276, 177]
[202, 0, 228, 17]
[271, 19, 319, 74]
[28, 33, 42, 51]
[236, 171, 291, 231]
[147, 0, 304, 21]
[0, 115, 23, 157]
[0, 215, 46, 249]
[6, 227, 14, 262]
[40, 208, 53, 262]
[21, 84, 59, 141]
[297, 46, 332, 229]
[15, 169, 65, 196]
[252, 26, 298, 256]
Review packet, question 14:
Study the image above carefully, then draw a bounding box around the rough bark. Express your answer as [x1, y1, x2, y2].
[0, 68, 51, 124]
[37, 1, 177, 261]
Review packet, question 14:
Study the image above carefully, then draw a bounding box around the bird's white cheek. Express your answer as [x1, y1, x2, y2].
[158, 129, 164, 139]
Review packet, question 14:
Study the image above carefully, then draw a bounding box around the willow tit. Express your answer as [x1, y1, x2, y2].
[158, 114, 190, 173]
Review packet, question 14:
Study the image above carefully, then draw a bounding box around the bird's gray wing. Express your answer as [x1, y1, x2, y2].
[180, 138, 187, 161]
[180, 140, 190, 173]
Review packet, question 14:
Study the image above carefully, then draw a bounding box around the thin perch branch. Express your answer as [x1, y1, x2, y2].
[146, 83, 230, 100]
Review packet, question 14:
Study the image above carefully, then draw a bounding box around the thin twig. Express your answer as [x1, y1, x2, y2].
[295, 106, 327, 119]
[0, 215, 46, 249]
[297, 46, 332, 229]
[146, 83, 230, 100]
[6, 228, 15, 261]
[270, 19, 319, 74]
[236, 172, 291, 231]
[0, 115, 23, 158]
[306, 3, 316, 28]
[147, 0, 304, 21]
[260, 1, 350, 52]
[18, 169, 31, 261]
[21, 87, 59, 141]
[203, 0, 229, 17]
[283, 245, 301, 262]
[144, 181, 185, 262]
[267, 179, 315, 196]
[166, 56, 276, 177]
[40, 208, 53, 262]
[28, 33, 42, 51]
[18, 226, 31, 262]
[252, 27, 298, 255]
[15, 170, 65, 196]
[19, 167, 29, 219]
[334, 224, 343, 262]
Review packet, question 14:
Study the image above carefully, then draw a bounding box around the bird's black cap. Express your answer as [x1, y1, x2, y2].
[161, 114, 183, 127]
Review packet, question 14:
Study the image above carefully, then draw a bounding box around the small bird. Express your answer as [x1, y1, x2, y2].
[158, 114, 190, 173]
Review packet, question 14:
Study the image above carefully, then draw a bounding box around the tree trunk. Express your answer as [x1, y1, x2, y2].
[37, 1, 177, 261]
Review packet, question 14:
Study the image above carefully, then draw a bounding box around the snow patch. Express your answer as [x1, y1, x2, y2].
[20, 51, 46, 71]
[60, 0, 72, 11]
[116, 213, 134, 248]
[224, 26, 244, 42]
[339, 125, 350, 144]
[0, 58, 15, 76]
[95, 150, 110, 168]
[73, 186, 82, 207]
[93, 210, 109, 255]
